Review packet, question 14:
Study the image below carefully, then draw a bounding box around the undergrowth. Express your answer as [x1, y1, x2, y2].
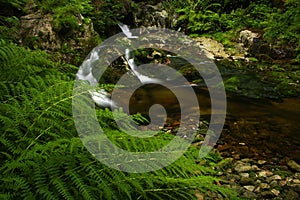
[0, 34, 238, 199]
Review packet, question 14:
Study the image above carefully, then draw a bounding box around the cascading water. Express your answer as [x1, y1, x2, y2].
[75, 23, 162, 109]
[124, 48, 161, 84]
[76, 47, 117, 109]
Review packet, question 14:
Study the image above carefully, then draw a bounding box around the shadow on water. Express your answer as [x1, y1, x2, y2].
[116, 84, 300, 163]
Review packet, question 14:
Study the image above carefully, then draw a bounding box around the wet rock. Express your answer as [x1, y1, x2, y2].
[261, 191, 276, 198]
[243, 185, 255, 192]
[294, 173, 300, 179]
[239, 177, 255, 186]
[287, 160, 300, 172]
[269, 180, 278, 188]
[292, 179, 300, 184]
[239, 30, 259, 50]
[226, 174, 240, 182]
[133, 3, 171, 28]
[283, 189, 299, 200]
[260, 182, 271, 190]
[271, 175, 282, 180]
[239, 173, 249, 178]
[194, 37, 229, 60]
[217, 157, 234, 170]
[271, 189, 280, 196]
[258, 170, 274, 178]
[258, 160, 267, 165]
[290, 184, 300, 193]
[279, 180, 288, 187]
[234, 163, 252, 172]
[243, 191, 257, 199]
[20, 11, 60, 49]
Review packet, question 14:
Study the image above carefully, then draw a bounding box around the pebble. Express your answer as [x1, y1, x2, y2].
[284, 189, 299, 200]
[292, 179, 300, 184]
[243, 191, 257, 198]
[260, 182, 270, 189]
[258, 160, 267, 165]
[287, 160, 300, 172]
[240, 177, 255, 186]
[234, 164, 252, 172]
[211, 150, 300, 199]
[258, 170, 273, 177]
[239, 173, 249, 178]
[279, 180, 287, 186]
[261, 191, 275, 198]
[271, 189, 280, 196]
[243, 185, 255, 192]
[271, 175, 282, 180]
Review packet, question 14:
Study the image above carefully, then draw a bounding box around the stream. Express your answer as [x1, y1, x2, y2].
[114, 84, 300, 163]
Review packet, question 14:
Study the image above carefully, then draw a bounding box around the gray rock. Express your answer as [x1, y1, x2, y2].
[260, 182, 270, 189]
[239, 173, 250, 178]
[294, 173, 300, 179]
[271, 189, 280, 196]
[243, 185, 255, 192]
[290, 184, 300, 193]
[270, 180, 278, 188]
[239, 30, 259, 49]
[217, 157, 234, 170]
[258, 160, 267, 165]
[283, 189, 299, 200]
[226, 174, 240, 182]
[240, 177, 255, 186]
[261, 191, 276, 198]
[288, 160, 300, 172]
[258, 170, 273, 177]
[243, 191, 257, 199]
[235, 164, 252, 172]
[271, 175, 282, 180]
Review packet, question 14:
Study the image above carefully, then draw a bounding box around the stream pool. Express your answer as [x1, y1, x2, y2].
[113, 84, 300, 163]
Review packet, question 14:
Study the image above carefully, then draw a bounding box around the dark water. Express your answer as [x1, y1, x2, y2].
[113, 84, 300, 162]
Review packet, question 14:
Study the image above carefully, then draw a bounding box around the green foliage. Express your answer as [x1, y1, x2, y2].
[263, 0, 300, 47]
[0, 16, 20, 42]
[36, 0, 92, 14]
[90, 0, 124, 36]
[177, 0, 224, 34]
[0, 40, 238, 199]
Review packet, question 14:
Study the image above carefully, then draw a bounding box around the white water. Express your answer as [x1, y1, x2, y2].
[124, 48, 161, 84]
[76, 48, 117, 108]
[117, 23, 138, 39]
[76, 23, 160, 108]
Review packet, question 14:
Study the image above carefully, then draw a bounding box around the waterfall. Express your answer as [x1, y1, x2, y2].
[76, 48, 117, 109]
[76, 23, 160, 109]
[118, 23, 160, 84]
[124, 48, 160, 84]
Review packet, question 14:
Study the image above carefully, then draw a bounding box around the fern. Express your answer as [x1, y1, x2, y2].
[0, 40, 238, 199]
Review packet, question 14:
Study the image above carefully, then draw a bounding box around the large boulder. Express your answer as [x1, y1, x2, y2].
[20, 11, 60, 50]
[133, 3, 172, 28]
[19, 2, 99, 64]
[238, 29, 295, 60]
[194, 37, 229, 60]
